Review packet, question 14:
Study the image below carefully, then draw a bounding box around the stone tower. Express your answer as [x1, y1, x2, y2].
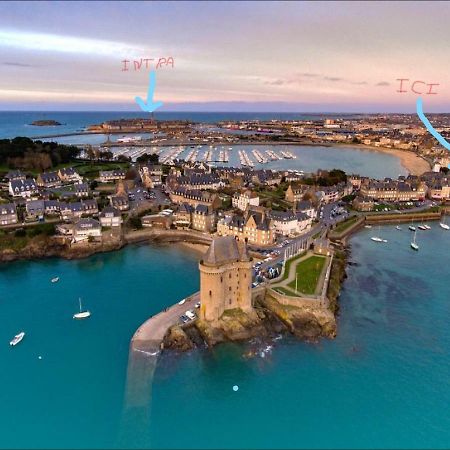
[199, 236, 253, 323]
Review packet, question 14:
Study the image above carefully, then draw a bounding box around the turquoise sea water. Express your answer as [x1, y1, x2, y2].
[1, 225, 449, 448]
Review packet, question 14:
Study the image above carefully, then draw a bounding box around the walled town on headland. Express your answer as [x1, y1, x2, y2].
[0, 116, 449, 349]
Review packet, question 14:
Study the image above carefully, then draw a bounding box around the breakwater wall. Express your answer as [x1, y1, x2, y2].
[328, 216, 365, 241]
[364, 211, 441, 224]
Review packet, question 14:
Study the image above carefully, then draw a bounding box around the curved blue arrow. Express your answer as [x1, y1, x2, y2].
[416, 97, 450, 151]
[135, 71, 163, 113]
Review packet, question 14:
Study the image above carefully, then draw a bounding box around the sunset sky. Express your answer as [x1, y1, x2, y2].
[1, 1, 450, 112]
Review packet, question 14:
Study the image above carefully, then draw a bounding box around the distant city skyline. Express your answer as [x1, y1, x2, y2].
[1, 1, 450, 112]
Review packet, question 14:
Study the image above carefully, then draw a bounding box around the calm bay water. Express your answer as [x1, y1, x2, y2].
[0, 111, 405, 179]
[1, 225, 449, 448]
[0, 111, 365, 139]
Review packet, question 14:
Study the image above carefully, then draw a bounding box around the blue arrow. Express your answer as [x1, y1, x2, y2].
[416, 97, 450, 151]
[135, 71, 163, 113]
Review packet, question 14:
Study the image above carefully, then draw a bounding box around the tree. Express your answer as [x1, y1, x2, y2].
[128, 216, 142, 229]
[117, 154, 131, 163]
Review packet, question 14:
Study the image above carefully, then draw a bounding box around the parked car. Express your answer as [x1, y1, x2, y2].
[185, 310, 196, 320]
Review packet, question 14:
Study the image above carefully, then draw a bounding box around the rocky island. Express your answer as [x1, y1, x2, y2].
[30, 120, 62, 126]
[137, 235, 348, 354]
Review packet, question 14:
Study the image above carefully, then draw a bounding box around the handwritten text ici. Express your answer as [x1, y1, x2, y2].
[121, 57, 174, 71]
[397, 78, 439, 95]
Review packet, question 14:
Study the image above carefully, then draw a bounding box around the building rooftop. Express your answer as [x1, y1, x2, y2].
[202, 236, 249, 267]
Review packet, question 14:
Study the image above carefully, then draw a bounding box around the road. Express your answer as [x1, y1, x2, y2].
[257, 222, 325, 272]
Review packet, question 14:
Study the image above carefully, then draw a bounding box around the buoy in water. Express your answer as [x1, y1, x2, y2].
[233, 385, 239, 392]
[38, 356, 42, 360]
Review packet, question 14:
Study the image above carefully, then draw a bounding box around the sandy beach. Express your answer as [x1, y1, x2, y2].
[334, 143, 431, 176]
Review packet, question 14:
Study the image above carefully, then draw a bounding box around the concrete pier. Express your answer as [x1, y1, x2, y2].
[124, 291, 199, 408]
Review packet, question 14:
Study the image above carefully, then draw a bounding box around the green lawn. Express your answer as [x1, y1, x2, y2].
[278, 251, 306, 283]
[333, 215, 359, 233]
[286, 255, 326, 295]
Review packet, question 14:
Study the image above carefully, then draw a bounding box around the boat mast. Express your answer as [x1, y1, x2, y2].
[79, 297, 82, 312]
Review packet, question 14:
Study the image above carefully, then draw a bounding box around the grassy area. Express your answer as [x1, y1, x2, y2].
[278, 251, 306, 283]
[0, 160, 130, 179]
[72, 162, 129, 179]
[0, 223, 56, 252]
[286, 255, 326, 295]
[333, 215, 359, 233]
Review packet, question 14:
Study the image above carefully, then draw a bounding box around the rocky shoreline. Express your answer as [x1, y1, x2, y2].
[163, 246, 348, 351]
[0, 229, 212, 263]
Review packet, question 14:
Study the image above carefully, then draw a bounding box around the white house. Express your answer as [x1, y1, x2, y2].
[99, 206, 123, 227]
[9, 179, 38, 198]
[72, 218, 102, 242]
[295, 200, 316, 219]
[232, 190, 260, 211]
[0, 203, 18, 226]
[270, 210, 313, 237]
[269, 210, 298, 236]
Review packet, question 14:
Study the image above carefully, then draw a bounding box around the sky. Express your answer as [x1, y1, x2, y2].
[0, 0, 450, 112]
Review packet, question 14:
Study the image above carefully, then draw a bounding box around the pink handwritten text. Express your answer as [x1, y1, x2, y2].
[397, 78, 439, 95]
[121, 57, 175, 72]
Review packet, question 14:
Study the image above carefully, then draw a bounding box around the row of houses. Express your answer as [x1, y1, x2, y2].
[216, 203, 315, 246]
[285, 181, 353, 204]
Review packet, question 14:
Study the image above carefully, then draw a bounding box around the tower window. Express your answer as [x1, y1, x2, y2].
[209, 290, 212, 297]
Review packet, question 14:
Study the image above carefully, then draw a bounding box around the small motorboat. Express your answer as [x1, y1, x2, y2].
[440, 222, 450, 230]
[51, 277, 59, 283]
[73, 298, 91, 320]
[408, 225, 416, 231]
[371, 236, 387, 243]
[424, 224, 431, 230]
[396, 225, 402, 230]
[10, 331, 25, 346]
[418, 225, 427, 231]
[364, 225, 372, 229]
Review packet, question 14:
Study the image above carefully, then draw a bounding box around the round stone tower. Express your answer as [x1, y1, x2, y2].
[199, 236, 253, 323]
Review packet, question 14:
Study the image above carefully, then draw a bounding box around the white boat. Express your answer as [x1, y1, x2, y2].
[424, 224, 431, 230]
[371, 226, 387, 243]
[440, 222, 450, 230]
[10, 331, 25, 346]
[410, 230, 419, 251]
[408, 225, 416, 231]
[73, 298, 91, 320]
[51, 277, 59, 283]
[396, 225, 402, 230]
[364, 225, 372, 229]
[418, 225, 427, 231]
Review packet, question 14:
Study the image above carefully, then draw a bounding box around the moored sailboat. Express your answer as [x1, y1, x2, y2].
[410, 230, 419, 251]
[73, 298, 91, 320]
[440, 216, 449, 230]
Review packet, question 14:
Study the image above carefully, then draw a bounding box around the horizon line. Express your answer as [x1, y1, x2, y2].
[1, 109, 449, 115]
